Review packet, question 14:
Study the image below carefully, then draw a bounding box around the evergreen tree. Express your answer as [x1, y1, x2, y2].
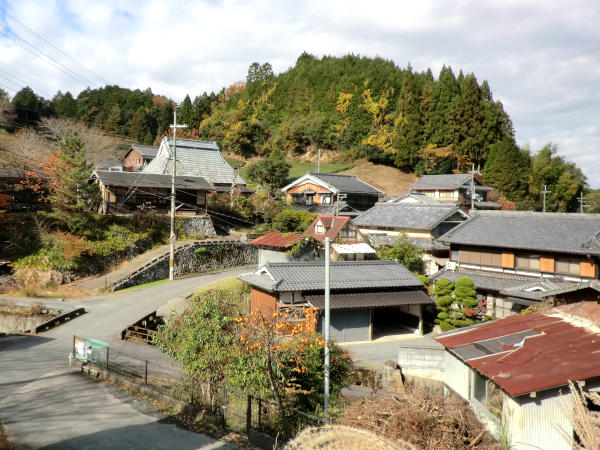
[51, 91, 78, 118]
[246, 147, 291, 191]
[12, 87, 50, 123]
[430, 66, 459, 146]
[104, 104, 121, 133]
[376, 236, 423, 272]
[447, 74, 485, 165]
[393, 71, 422, 169]
[483, 138, 530, 201]
[0, 89, 15, 129]
[179, 94, 193, 126]
[45, 133, 99, 233]
[129, 106, 153, 144]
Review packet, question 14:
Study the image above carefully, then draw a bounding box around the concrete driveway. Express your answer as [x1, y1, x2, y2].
[0, 268, 246, 449]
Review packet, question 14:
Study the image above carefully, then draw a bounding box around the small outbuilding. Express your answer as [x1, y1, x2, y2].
[239, 260, 432, 342]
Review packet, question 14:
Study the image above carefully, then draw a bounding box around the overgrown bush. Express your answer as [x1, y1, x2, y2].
[434, 277, 489, 329]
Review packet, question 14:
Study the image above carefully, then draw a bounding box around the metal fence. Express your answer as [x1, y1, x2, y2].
[72, 335, 326, 439]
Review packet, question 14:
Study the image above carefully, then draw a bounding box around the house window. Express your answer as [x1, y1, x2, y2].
[516, 254, 540, 271]
[555, 256, 580, 276]
[323, 195, 331, 204]
[472, 370, 503, 419]
[316, 224, 324, 233]
[439, 190, 455, 199]
[136, 158, 140, 164]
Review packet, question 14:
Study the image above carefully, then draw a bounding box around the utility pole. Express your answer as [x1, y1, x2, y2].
[541, 185, 551, 213]
[323, 236, 331, 414]
[169, 109, 187, 281]
[317, 148, 321, 173]
[470, 164, 475, 212]
[579, 192, 589, 213]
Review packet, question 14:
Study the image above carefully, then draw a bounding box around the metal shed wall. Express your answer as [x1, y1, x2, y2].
[322, 309, 371, 342]
[443, 352, 470, 401]
[505, 391, 572, 450]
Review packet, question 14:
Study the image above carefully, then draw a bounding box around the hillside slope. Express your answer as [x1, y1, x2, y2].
[340, 162, 416, 196]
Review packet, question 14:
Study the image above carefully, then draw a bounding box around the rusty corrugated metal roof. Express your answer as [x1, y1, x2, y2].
[250, 232, 303, 248]
[436, 306, 600, 396]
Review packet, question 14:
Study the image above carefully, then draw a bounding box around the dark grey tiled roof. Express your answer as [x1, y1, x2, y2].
[366, 234, 449, 251]
[409, 174, 492, 191]
[307, 172, 383, 195]
[131, 145, 159, 158]
[306, 290, 433, 310]
[239, 260, 423, 292]
[354, 203, 464, 230]
[501, 280, 599, 300]
[143, 138, 246, 185]
[439, 210, 600, 256]
[430, 268, 536, 292]
[0, 167, 26, 179]
[93, 170, 214, 190]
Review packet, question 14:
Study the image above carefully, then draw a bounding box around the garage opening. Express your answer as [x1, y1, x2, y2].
[372, 305, 421, 339]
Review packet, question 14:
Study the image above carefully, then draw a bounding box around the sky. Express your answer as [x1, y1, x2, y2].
[1, 0, 599, 185]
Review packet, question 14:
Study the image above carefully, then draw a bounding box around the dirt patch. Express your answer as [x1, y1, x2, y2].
[339, 161, 416, 196]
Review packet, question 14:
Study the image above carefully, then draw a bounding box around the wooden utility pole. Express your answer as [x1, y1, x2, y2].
[541, 185, 551, 213]
[169, 109, 187, 281]
[317, 148, 321, 173]
[470, 164, 475, 212]
[323, 237, 331, 414]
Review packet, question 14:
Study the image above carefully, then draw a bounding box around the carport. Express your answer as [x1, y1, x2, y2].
[306, 290, 432, 342]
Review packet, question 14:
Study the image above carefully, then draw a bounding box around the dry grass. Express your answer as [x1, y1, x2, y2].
[339, 161, 416, 196]
[338, 385, 500, 450]
[285, 424, 413, 450]
[569, 381, 600, 449]
[0, 420, 12, 450]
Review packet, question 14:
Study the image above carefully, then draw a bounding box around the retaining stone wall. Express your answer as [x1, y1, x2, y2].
[178, 216, 217, 238]
[111, 241, 257, 291]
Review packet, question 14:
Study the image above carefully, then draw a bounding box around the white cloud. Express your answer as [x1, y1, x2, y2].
[1, 0, 599, 185]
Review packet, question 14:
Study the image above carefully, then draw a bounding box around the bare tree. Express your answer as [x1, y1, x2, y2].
[0, 90, 15, 128]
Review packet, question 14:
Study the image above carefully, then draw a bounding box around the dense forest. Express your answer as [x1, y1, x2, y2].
[0, 53, 590, 212]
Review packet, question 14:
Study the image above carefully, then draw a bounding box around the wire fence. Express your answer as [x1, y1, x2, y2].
[72, 335, 326, 440]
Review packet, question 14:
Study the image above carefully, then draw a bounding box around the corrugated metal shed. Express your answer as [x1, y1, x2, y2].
[250, 232, 303, 248]
[436, 307, 600, 396]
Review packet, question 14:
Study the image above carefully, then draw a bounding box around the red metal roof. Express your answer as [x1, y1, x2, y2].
[304, 215, 350, 243]
[250, 232, 303, 248]
[436, 305, 600, 396]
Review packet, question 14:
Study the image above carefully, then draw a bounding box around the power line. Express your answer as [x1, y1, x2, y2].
[0, 6, 109, 86]
[0, 68, 54, 98]
[0, 29, 95, 87]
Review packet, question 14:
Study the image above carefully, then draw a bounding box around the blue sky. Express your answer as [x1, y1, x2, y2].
[1, 0, 599, 186]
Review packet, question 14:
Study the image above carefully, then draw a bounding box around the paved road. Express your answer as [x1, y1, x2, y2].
[0, 268, 248, 449]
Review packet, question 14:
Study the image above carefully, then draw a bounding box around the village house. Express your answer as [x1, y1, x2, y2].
[282, 172, 384, 217]
[353, 203, 469, 274]
[142, 137, 251, 194]
[239, 260, 432, 342]
[408, 173, 500, 211]
[124, 145, 159, 170]
[92, 170, 213, 215]
[432, 210, 600, 318]
[304, 214, 375, 261]
[436, 301, 600, 450]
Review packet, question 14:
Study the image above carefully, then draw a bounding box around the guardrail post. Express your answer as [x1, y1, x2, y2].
[246, 395, 252, 435]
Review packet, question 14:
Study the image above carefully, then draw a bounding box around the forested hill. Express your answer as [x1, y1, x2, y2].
[2, 53, 589, 211]
[199, 54, 514, 174]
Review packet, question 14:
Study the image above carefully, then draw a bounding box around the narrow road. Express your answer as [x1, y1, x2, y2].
[0, 268, 249, 449]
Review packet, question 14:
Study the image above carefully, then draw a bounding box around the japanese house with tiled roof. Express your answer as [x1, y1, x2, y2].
[409, 173, 500, 210]
[436, 301, 600, 450]
[124, 145, 159, 170]
[282, 172, 384, 216]
[143, 137, 251, 193]
[353, 203, 468, 274]
[239, 260, 432, 342]
[92, 170, 214, 215]
[304, 215, 375, 262]
[433, 210, 600, 317]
